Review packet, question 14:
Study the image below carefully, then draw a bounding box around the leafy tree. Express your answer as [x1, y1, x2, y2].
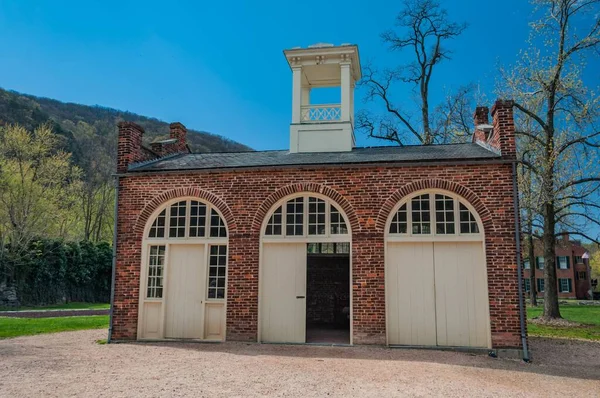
[67, 120, 116, 242]
[358, 0, 470, 145]
[590, 248, 600, 289]
[0, 124, 81, 293]
[499, 0, 600, 319]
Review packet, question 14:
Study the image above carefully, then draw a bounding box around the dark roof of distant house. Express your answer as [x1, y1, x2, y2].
[127, 143, 501, 172]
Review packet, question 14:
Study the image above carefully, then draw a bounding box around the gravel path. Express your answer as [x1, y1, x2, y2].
[0, 330, 598, 397]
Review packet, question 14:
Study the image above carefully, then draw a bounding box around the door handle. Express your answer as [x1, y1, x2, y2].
[296, 296, 305, 299]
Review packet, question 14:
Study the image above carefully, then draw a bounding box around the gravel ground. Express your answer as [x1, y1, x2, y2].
[0, 330, 598, 397]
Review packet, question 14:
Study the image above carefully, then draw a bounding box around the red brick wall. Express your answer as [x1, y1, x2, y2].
[112, 162, 523, 349]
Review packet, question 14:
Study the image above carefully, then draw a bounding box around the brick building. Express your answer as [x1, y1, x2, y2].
[523, 237, 592, 299]
[110, 44, 525, 354]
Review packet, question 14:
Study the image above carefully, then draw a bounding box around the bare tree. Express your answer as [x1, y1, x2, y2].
[499, 0, 600, 319]
[519, 147, 541, 306]
[358, 0, 467, 145]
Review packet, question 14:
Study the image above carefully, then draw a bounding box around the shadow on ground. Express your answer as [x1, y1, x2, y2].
[119, 336, 600, 381]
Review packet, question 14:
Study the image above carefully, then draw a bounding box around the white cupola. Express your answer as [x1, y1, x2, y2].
[284, 43, 361, 153]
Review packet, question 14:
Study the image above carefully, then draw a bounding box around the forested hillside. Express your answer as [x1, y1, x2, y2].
[0, 87, 251, 161]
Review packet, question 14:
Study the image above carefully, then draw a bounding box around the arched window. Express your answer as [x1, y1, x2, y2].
[139, 197, 229, 341]
[263, 194, 349, 238]
[387, 191, 482, 237]
[147, 199, 227, 239]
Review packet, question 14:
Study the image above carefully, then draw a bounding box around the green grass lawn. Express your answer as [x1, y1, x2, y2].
[0, 315, 109, 339]
[0, 302, 110, 312]
[527, 304, 600, 341]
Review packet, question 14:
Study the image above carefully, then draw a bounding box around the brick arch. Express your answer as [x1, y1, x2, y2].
[252, 182, 360, 234]
[375, 179, 493, 233]
[133, 187, 237, 236]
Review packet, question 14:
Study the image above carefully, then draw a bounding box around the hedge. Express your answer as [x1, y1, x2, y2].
[1, 240, 112, 306]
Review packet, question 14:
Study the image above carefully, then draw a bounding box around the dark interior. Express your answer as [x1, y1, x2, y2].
[305, 252, 350, 344]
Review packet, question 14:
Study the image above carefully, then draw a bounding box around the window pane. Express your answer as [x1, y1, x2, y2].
[265, 206, 283, 236]
[169, 201, 187, 238]
[207, 245, 227, 300]
[330, 205, 348, 235]
[148, 209, 166, 238]
[209, 209, 227, 237]
[336, 242, 350, 254]
[558, 256, 568, 269]
[537, 256, 545, 269]
[411, 194, 430, 234]
[389, 204, 407, 234]
[459, 203, 479, 234]
[147, 245, 166, 298]
[435, 194, 455, 235]
[308, 197, 326, 235]
[307, 243, 318, 254]
[286, 197, 304, 236]
[189, 201, 207, 237]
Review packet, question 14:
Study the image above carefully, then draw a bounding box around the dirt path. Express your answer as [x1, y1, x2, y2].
[0, 330, 598, 397]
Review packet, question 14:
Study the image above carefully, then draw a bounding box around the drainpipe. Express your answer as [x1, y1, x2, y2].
[512, 161, 530, 362]
[107, 175, 120, 343]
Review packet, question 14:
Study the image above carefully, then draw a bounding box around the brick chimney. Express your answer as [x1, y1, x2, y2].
[117, 122, 145, 173]
[169, 122, 188, 153]
[491, 99, 516, 159]
[472, 106, 490, 143]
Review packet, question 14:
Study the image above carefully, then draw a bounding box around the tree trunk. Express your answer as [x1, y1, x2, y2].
[542, 202, 561, 319]
[528, 230, 537, 306]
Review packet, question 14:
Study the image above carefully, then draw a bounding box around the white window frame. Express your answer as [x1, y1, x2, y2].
[147, 198, 227, 241]
[557, 256, 568, 270]
[559, 278, 571, 293]
[141, 197, 229, 304]
[536, 256, 545, 270]
[261, 193, 351, 243]
[537, 278, 545, 292]
[385, 189, 484, 242]
[523, 258, 531, 269]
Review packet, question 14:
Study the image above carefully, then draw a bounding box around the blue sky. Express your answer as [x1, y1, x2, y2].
[0, 0, 576, 150]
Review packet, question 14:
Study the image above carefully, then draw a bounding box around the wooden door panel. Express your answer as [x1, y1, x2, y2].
[260, 243, 306, 343]
[165, 244, 205, 339]
[434, 242, 490, 348]
[386, 242, 437, 346]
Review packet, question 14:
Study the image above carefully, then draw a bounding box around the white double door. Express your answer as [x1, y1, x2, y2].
[260, 243, 307, 343]
[386, 241, 490, 348]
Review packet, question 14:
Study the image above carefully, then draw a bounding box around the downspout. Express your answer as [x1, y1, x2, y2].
[512, 161, 530, 362]
[107, 175, 120, 343]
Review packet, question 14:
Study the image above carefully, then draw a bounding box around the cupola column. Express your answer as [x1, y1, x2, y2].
[291, 66, 302, 124]
[340, 62, 351, 123]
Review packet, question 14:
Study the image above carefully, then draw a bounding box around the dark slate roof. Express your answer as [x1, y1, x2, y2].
[128, 143, 501, 172]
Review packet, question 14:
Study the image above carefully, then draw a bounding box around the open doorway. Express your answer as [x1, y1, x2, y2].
[306, 242, 350, 344]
